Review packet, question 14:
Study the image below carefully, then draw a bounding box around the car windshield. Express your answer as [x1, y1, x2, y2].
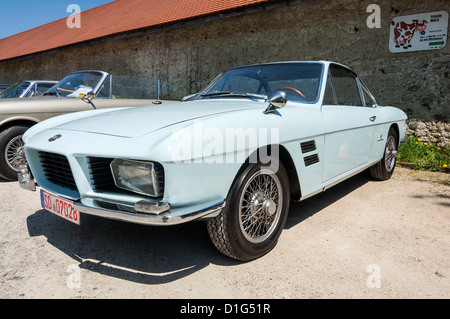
[197, 63, 323, 103]
[45, 71, 104, 98]
[0, 82, 30, 98]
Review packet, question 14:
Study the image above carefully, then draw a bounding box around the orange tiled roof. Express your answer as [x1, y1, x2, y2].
[0, 0, 273, 61]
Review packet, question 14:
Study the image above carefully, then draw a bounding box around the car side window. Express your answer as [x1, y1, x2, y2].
[97, 75, 111, 98]
[36, 83, 55, 96]
[329, 65, 362, 106]
[359, 80, 377, 107]
[323, 72, 337, 105]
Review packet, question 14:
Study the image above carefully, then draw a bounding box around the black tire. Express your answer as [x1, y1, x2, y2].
[0, 126, 29, 181]
[370, 127, 398, 181]
[207, 159, 290, 261]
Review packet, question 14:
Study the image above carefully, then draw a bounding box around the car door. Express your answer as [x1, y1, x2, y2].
[321, 64, 377, 182]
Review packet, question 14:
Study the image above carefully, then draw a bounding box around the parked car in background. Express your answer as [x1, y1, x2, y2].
[0, 70, 174, 180]
[18, 61, 407, 261]
[0, 84, 10, 93]
[0, 81, 58, 99]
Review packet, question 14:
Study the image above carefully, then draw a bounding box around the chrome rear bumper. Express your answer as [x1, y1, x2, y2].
[18, 164, 225, 226]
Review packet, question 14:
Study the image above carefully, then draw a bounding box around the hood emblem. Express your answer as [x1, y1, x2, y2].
[48, 134, 62, 142]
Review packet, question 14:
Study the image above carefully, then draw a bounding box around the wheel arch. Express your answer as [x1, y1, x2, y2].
[390, 123, 400, 145]
[0, 118, 38, 132]
[231, 144, 301, 201]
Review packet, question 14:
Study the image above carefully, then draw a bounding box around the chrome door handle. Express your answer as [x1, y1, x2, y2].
[369, 116, 376, 122]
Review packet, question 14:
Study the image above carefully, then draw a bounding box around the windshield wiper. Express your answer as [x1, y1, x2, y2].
[200, 91, 267, 99]
[200, 90, 231, 97]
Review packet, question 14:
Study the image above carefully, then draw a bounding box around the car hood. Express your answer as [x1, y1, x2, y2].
[54, 99, 264, 138]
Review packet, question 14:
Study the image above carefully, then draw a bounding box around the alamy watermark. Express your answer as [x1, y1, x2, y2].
[366, 264, 381, 288]
[66, 264, 81, 289]
[366, 4, 381, 28]
[65, 3, 383, 30]
[67, 4, 81, 29]
[168, 120, 280, 171]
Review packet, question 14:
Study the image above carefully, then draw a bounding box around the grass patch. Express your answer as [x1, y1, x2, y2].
[397, 136, 449, 172]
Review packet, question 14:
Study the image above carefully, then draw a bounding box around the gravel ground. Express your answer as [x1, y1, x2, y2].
[0, 167, 449, 299]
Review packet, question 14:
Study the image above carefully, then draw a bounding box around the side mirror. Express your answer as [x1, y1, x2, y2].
[182, 93, 197, 102]
[82, 91, 96, 102]
[82, 91, 96, 109]
[263, 90, 287, 114]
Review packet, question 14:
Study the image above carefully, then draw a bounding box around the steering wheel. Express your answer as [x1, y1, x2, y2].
[276, 87, 306, 99]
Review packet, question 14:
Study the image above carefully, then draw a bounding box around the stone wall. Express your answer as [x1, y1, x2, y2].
[407, 120, 450, 148]
[0, 0, 448, 122]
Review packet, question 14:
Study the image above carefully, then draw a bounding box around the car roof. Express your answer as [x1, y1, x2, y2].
[25, 80, 58, 83]
[69, 70, 110, 76]
[229, 60, 354, 72]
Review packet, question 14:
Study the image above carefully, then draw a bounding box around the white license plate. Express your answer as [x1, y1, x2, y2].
[40, 189, 80, 225]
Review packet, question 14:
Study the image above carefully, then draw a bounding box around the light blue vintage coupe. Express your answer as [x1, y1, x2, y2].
[19, 61, 407, 261]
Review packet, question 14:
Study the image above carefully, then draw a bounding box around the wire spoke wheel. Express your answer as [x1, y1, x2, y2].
[238, 169, 282, 244]
[384, 135, 397, 172]
[0, 126, 30, 180]
[5, 135, 25, 171]
[207, 159, 289, 261]
[369, 127, 398, 181]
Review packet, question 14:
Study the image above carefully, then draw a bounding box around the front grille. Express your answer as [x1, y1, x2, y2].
[38, 151, 77, 190]
[88, 157, 116, 192]
[153, 164, 165, 197]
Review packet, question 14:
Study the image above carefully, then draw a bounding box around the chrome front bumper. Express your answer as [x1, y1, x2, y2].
[74, 199, 225, 226]
[18, 165, 225, 226]
[18, 164, 36, 192]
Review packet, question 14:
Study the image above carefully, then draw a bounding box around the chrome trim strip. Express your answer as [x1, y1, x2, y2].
[74, 200, 226, 226]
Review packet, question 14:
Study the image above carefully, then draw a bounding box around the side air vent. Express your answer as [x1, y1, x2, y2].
[304, 154, 319, 167]
[301, 140, 316, 153]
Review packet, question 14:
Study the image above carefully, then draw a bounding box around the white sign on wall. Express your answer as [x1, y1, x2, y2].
[389, 11, 448, 53]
